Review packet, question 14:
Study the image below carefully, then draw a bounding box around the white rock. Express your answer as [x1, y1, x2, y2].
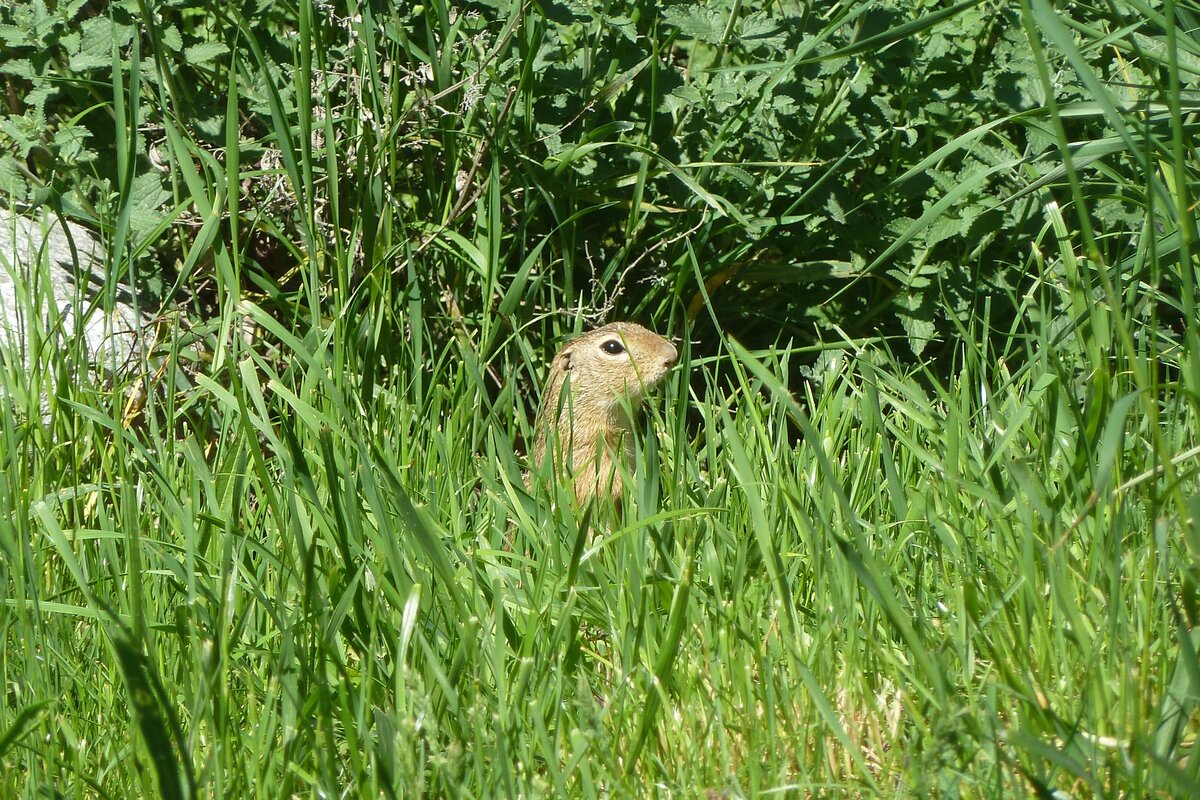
[0, 207, 148, 379]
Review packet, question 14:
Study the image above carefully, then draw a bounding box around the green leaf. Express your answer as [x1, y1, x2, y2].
[184, 41, 230, 65]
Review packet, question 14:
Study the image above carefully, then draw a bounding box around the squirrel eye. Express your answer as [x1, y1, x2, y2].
[600, 339, 625, 355]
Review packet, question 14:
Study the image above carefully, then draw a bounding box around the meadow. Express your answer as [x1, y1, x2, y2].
[2, 0, 1199, 796]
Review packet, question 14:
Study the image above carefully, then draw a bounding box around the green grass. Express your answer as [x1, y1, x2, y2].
[4, 270, 1198, 796]
[3, 0, 1200, 797]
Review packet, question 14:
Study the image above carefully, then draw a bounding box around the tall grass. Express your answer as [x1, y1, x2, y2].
[2, 0, 1199, 797]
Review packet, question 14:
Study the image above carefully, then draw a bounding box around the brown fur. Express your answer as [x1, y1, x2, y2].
[532, 322, 678, 505]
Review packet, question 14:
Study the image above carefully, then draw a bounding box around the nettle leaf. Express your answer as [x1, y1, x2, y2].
[968, 142, 1012, 169]
[184, 42, 231, 65]
[536, 123, 565, 157]
[52, 124, 93, 165]
[925, 210, 964, 248]
[659, 91, 690, 115]
[771, 92, 798, 117]
[1133, 31, 1200, 77]
[669, 83, 703, 108]
[816, 48, 848, 77]
[1108, 62, 1156, 107]
[0, 57, 37, 80]
[60, 29, 82, 56]
[826, 192, 847, 225]
[923, 99, 951, 119]
[955, 201, 984, 238]
[0, 155, 28, 197]
[884, 214, 916, 240]
[605, 14, 637, 43]
[128, 170, 172, 239]
[193, 113, 225, 142]
[0, 24, 32, 48]
[161, 24, 184, 53]
[896, 288, 937, 356]
[737, 12, 787, 53]
[661, 6, 727, 45]
[240, 55, 296, 118]
[845, 59, 876, 97]
[723, 72, 769, 111]
[0, 109, 48, 158]
[24, 82, 59, 115]
[6, 2, 53, 40]
[1095, 196, 1146, 230]
[869, 93, 898, 125]
[532, 38, 563, 73]
[62, 0, 89, 20]
[928, 167, 957, 194]
[558, 0, 602, 22]
[70, 17, 125, 72]
[0, 4, 36, 39]
[724, 165, 755, 190]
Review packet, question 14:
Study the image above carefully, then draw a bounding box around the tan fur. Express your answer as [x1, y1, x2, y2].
[532, 322, 678, 506]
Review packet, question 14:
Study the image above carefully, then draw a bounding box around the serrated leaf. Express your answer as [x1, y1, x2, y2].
[661, 7, 727, 45]
[925, 213, 961, 247]
[738, 11, 786, 51]
[23, 84, 57, 116]
[659, 92, 689, 115]
[62, 0, 90, 20]
[128, 170, 172, 239]
[0, 155, 29, 197]
[69, 50, 110, 72]
[1134, 32, 1200, 76]
[184, 42, 230, 65]
[161, 24, 183, 52]
[71, 17, 131, 73]
[897, 294, 936, 356]
[606, 14, 637, 43]
[52, 124, 90, 160]
[0, 57, 37, 80]
[0, 24, 31, 47]
[0, 111, 47, 157]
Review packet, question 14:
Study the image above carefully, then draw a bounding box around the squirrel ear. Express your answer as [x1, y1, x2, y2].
[558, 348, 574, 371]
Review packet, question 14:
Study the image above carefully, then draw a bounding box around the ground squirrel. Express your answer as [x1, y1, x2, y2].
[531, 322, 679, 506]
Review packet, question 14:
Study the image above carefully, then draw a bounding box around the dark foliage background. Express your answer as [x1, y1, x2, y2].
[0, 0, 1194, 364]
